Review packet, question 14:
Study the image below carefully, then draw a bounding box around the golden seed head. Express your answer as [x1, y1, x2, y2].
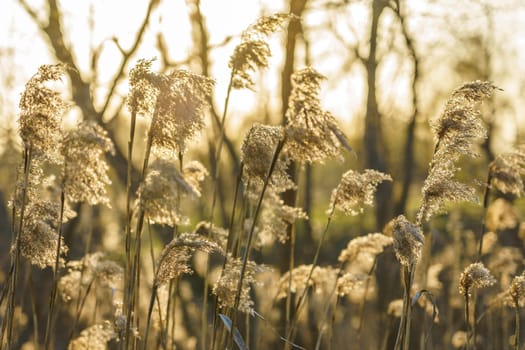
[62, 121, 114, 206]
[18, 63, 69, 162]
[241, 123, 283, 180]
[489, 145, 525, 196]
[229, 14, 292, 90]
[17, 200, 69, 269]
[150, 70, 214, 157]
[276, 264, 338, 299]
[68, 321, 116, 350]
[419, 81, 498, 224]
[138, 159, 201, 226]
[459, 262, 496, 296]
[212, 255, 265, 315]
[508, 273, 525, 307]
[392, 215, 424, 267]
[155, 233, 222, 286]
[58, 253, 122, 302]
[284, 67, 352, 163]
[338, 233, 393, 263]
[193, 221, 229, 251]
[330, 169, 392, 216]
[253, 190, 307, 247]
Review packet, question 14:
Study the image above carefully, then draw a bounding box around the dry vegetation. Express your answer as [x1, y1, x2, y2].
[2, 8, 525, 350]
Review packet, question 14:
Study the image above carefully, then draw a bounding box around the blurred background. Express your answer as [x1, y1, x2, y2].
[2, 0, 525, 349]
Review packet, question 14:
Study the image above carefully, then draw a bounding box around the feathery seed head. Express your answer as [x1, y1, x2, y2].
[330, 169, 392, 216]
[247, 13, 294, 37]
[241, 123, 293, 192]
[212, 255, 265, 315]
[276, 265, 338, 299]
[138, 159, 197, 226]
[241, 123, 283, 180]
[253, 190, 307, 247]
[432, 81, 496, 145]
[68, 321, 116, 350]
[128, 59, 214, 155]
[336, 273, 366, 297]
[182, 160, 209, 197]
[229, 14, 292, 90]
[338, 233, 393, 263]
[417, 163, 478, 224]
[285, 67, 351, 163]
[128, 58, 165, 117]
[459, 262, 496, 296]
[508, 273, 525, 307]
[59, 253, 122, 302]
[392, 215, 424, 267]
[418, 81, 497, 224]
[18, 63, 68, 162]
[230, 40, 271, 89]
[150, 70, 214, 156]
[193, 221, 229, 250]
[489, 145, 525, 196]
[62, 121, 114, 206]
[155, 233, 222, 286]
[10, 159, 44, 210]
[17, 200, 70, 269]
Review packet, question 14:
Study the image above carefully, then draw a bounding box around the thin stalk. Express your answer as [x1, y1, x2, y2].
[208, 71, 235, 226]
[477, 172, 492, 260]
[465, 292, 471, 350]
[144, 284, 158, 349]
[0, 271, 12, 349]
[155, 292, 167, 350]
[147, 220, 156, 272]
[285, 206, 336, 345]
[402, 265, 415, 350]
[125, 99, 138, 299]
[514, 304, 520, 350]
[44, 187, 66, 350]
[204, 73, 236, 349]
[245, 310, 250, 349]
[211, 165, 243, 350]
[229, 138, 286, 348]
[124, 123, 154, 349]
[67, 225, 94, 343]
[327, 295, 339, 350]
[165, 281, 173, 348]
[313, 261, 345, 350]
[356, 259, 378, 342]
[28, 268, 39, 350]
[200, 263, 210, 350]
[66, 278, 95, 344]
[285, 166, 300, 341]
[394, 264, 414, 350]
[5, 146, 32, 350]
[284, 219, 297, 339]
[473, 295, 478, 350]
[170, 279, 178, 348]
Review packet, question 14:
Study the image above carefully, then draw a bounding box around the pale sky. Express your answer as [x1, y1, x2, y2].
[2, 0, 525, 150]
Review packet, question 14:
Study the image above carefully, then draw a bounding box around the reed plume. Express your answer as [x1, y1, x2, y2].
[418, 81, 498, 225]
[284, 67, 352, 164]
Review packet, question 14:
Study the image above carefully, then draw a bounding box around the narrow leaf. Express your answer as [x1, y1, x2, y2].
[218, 313, 248, 350]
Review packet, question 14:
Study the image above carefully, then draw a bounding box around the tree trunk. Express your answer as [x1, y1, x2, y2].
[364, 0, 391, 229]
[393, 0, 420, 217]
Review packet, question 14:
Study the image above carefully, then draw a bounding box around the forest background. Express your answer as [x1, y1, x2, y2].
[2, 0, 525, 349]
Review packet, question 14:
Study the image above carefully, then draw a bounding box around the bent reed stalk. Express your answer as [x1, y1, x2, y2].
[228, 137, 286, 348]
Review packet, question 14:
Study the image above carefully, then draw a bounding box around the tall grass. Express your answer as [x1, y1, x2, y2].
[2, 13, 525, 350]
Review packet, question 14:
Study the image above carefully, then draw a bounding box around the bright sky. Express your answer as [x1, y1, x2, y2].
[2, 0, 525, 150]
[0, 0, 364, 130]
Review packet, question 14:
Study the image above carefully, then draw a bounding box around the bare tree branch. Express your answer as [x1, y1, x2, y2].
[99, 0, 160, 117]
